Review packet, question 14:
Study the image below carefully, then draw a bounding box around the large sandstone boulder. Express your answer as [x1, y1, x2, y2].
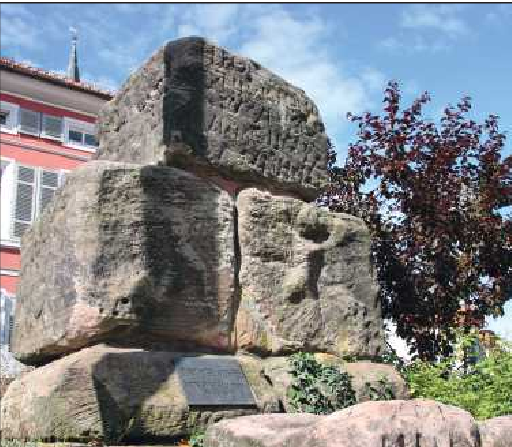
[96, 37, 330, 200]
[479, 416, 512, 447]
[0, 345, 279, 442]
[204, 400, 482, 447]
[235, 188, 384, 357]
[204, 413, 321, 447]
[12, 161, 236, 364]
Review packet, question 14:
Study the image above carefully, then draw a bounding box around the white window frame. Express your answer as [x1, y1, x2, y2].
[0, 101, 19, 135]
[0, 157, 16, 245]
[11, 163, 37, 241]
[1, 160, 68, 245]
[18, 108, 41, 136]
[63, 117, 98, 152]
[41, 114, 63, 141]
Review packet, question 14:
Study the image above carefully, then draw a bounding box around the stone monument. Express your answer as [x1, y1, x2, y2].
[0, 37, 397, 444]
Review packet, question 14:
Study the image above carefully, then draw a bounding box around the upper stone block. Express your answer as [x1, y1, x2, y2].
[96, 37, 330, 200]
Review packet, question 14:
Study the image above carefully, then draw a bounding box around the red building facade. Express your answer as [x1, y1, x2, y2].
[0, 57, 113, 300]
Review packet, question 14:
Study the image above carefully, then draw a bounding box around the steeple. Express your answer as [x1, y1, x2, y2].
[67, 27, 80, 82]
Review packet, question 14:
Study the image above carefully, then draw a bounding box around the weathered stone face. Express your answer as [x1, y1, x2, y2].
[12, 161, 236, 364]
[204, 400, 481, 447]
[96, 37, 330, 200]
[235, 188, 384, 357]
[0, 345, 279, 442]
[479, 416, 512, 447]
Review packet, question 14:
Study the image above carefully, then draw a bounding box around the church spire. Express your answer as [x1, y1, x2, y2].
[67, 27, 80, 82]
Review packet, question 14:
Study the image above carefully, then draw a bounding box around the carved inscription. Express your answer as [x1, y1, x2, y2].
[176, 357, 256, 407]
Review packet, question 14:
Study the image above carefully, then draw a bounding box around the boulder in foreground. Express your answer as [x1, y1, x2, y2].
[204, 399, 482, 447]
[479, 415, 512, 447]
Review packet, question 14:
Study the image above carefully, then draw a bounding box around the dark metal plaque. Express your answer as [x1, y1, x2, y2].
[176, 357, 256, 407]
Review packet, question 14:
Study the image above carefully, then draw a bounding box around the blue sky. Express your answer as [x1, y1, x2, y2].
[1, 3, 511, 340]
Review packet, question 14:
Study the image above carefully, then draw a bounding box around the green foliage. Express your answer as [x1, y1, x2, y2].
[326, 81, 512, 360]
[404, 333, 512, 420]
[188, 430, 205, 447]
[287, 353, 356, 414]
[363, 376, 396, 401]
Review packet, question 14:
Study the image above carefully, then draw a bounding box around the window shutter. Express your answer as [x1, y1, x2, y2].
[59, 171, 67, 187]
[42, 115, 62, 139]
[19, 109, 40, 135]
[12, 165, 36, 238]
[39, 170, 59, 213]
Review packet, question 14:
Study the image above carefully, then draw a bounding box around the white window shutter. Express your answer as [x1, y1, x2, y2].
[0, 159, 15, 241]
[12, 165, 36, 238]
[19, 109, 40, 136]
[59, 170, 68, 187]
[42, 115, 62, 139]
[38, 169, 59, 213]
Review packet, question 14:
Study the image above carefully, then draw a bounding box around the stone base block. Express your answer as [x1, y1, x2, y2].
[0, 345, 279, 443]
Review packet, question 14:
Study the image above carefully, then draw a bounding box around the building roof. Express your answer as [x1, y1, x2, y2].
[0, 57, 114, 100]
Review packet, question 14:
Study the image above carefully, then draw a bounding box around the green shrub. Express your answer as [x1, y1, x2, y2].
[287, 352, 356, 414]
[363, 376, 396, 401]
[404, 333, 512, 420]
[189, 430, 205, 447]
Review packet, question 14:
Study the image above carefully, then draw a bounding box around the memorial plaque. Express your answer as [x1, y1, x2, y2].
[176, 357, 256, 407]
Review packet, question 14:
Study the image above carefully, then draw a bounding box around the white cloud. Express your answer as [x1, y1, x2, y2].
[177, 24, 202, 39]
[175, 4, 382, 141]
[379, 4, 470, 54]
[81, 72, 119, 92]
[0, 8, 42, 50]
[401, 5, 468, 38]
[0, 3, 33, 19]
[361, 68, 387, 92]
[485, 4, 512, 25]
[379, 35, 450, 54]
[176, 4, 241, 44]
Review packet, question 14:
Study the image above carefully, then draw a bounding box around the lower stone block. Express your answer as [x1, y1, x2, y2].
[0, 345, 278, 443]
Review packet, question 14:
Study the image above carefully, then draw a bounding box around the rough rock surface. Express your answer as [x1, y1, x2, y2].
[479, 416, 512, 447]
[342, 360, 409, 402]
[0, 345, 279, 442]
[236, 188, 384, 357]
[12, 161, 236, 364]
[204, 400, 482, 447]
[204, 413, 321, 447]
[96, 37, 330, 200]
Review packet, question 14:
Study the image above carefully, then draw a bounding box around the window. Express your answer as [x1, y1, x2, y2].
[13, 165, 36, 238]
[64, 117, 98, 151]
[0, 159, 15, 242]
[1, 159, 10, 181]
[67, 129, 98, 148]
[69, 129, 83, 144]
[19, 108, 40, 136]
[42, 114, 63, 140]
[0, 101, 19, 134]
[1, 161, 67, 241]
[84, 133, 98, 147]
[19, 109, 65, 141]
